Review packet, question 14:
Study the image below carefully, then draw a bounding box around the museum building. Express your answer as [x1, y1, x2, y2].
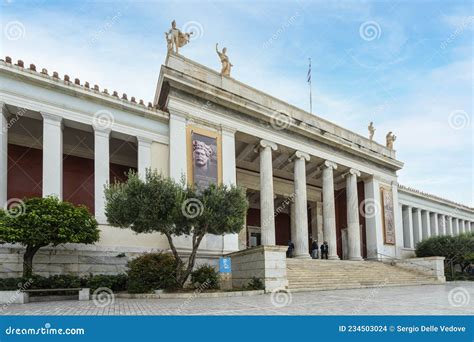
[0, 52, 473, 289]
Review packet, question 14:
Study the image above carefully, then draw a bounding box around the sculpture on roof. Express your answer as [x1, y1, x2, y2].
[368, 121, 375, 141]
[165, 20, 192, 54]
[216, 43, 233, 77]
[386, 131, 396, 150]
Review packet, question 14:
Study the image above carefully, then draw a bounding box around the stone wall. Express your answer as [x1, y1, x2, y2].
[227, 245, 288, 292]
[392, 256, 446, 281]
[0, 244, 222, 278]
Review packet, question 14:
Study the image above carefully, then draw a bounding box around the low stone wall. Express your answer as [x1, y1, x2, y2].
[0, 244, 223, 278]
[392, 256, 446, 281]
[227, 245, 288, 292]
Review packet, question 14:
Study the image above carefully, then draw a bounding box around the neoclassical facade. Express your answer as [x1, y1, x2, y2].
[0, 54, 472, 277]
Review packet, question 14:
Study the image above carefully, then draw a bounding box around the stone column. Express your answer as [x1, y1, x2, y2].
[402, 205, 414, 248]
[292, 151, 310, 258]
[41, 112, 63, 199]
[222, 128, 238, 252]
[453, 218, 459, 235]
[137, 137, 152, 180]
[438, 215, 446, 236]
[259, 140, 277, 246]
[169, 113, 187, 181]
[413, 208, 422, 244]
[0, 103, 7, 206]
[421, 210, 431, 240]
[316, 201, 324, 244]
[94, 128, 110, 224]
[430, 212, 439, 236]
[345, 168, 362, 260]
[322, 160, 339, 260]
[447, 216, 453, 236]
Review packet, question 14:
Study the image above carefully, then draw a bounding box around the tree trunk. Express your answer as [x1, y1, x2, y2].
[23, 245, 40, 278]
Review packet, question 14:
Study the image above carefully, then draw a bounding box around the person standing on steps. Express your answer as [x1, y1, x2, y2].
[311, 240, 319, 259]
[320, 241, 329, 260]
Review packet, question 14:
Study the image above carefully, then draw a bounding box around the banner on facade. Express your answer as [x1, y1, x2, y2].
[381, 187, 396, 244]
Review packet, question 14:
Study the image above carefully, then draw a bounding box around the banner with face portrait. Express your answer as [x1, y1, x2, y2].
[187, 127, 222, 189]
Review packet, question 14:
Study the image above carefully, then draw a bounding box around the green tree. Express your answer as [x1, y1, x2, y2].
[0, 197, 100, 278]
[104, 170, 248, 287]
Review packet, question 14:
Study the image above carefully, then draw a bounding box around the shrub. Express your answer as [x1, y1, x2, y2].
[82, 274, 128, 292]
[191, 265, 219, 289]
[127, 253, 180, 293]
[246, 277, 264, 290]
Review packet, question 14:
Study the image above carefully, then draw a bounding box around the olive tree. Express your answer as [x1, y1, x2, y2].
[104, 170, 248, 287]
[0, 197, 100, 277]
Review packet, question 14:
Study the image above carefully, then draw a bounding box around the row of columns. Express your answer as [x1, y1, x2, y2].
[401, 205, 473, 248]
[1, 105, 152, 223]
[258, 139, 363, 260]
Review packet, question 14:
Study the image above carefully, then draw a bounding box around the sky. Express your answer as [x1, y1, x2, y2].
[1, 0, 473, 206]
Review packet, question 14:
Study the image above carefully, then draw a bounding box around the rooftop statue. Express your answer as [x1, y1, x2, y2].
[386, 131, 396, 150]
[165, 20, 192, 54]
[216, 43, 233, 77]
[368, 121, 375, 141]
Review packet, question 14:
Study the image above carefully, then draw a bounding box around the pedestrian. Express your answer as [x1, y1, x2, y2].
[287, 240, 295, 258]
[311, 240, 319, 259]
[320, 241, 329, 259]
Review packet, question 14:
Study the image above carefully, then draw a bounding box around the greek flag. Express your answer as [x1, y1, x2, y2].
[307, 58, 311, 83]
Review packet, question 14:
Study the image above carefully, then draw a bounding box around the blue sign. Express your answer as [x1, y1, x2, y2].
[219, 257, 231, 273]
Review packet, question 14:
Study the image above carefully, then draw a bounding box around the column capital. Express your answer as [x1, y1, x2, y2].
[137, 136, 153, 146]
[348, 168, 361, 177]
[259, 139, 277, 151]
[93, 127, 111, 137]
[41, 112, 63, 124]
[292, 150, 310, 162]
[323, 160, 338, 170]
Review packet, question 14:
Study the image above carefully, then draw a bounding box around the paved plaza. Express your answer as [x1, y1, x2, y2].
[1, 283, 472, 316]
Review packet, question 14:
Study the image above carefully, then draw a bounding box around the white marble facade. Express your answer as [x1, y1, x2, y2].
[0, 54, 473, 277]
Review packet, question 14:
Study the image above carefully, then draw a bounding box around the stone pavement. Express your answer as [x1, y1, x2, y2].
[1, 282, 472, 316]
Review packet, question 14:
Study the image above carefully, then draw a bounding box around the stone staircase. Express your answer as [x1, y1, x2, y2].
[286, 259, 442, 292]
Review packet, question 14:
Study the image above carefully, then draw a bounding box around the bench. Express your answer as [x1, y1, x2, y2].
[21, 288, 90, 303]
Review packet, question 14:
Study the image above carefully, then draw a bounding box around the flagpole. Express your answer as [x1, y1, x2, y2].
[308, 58, 312, 114]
